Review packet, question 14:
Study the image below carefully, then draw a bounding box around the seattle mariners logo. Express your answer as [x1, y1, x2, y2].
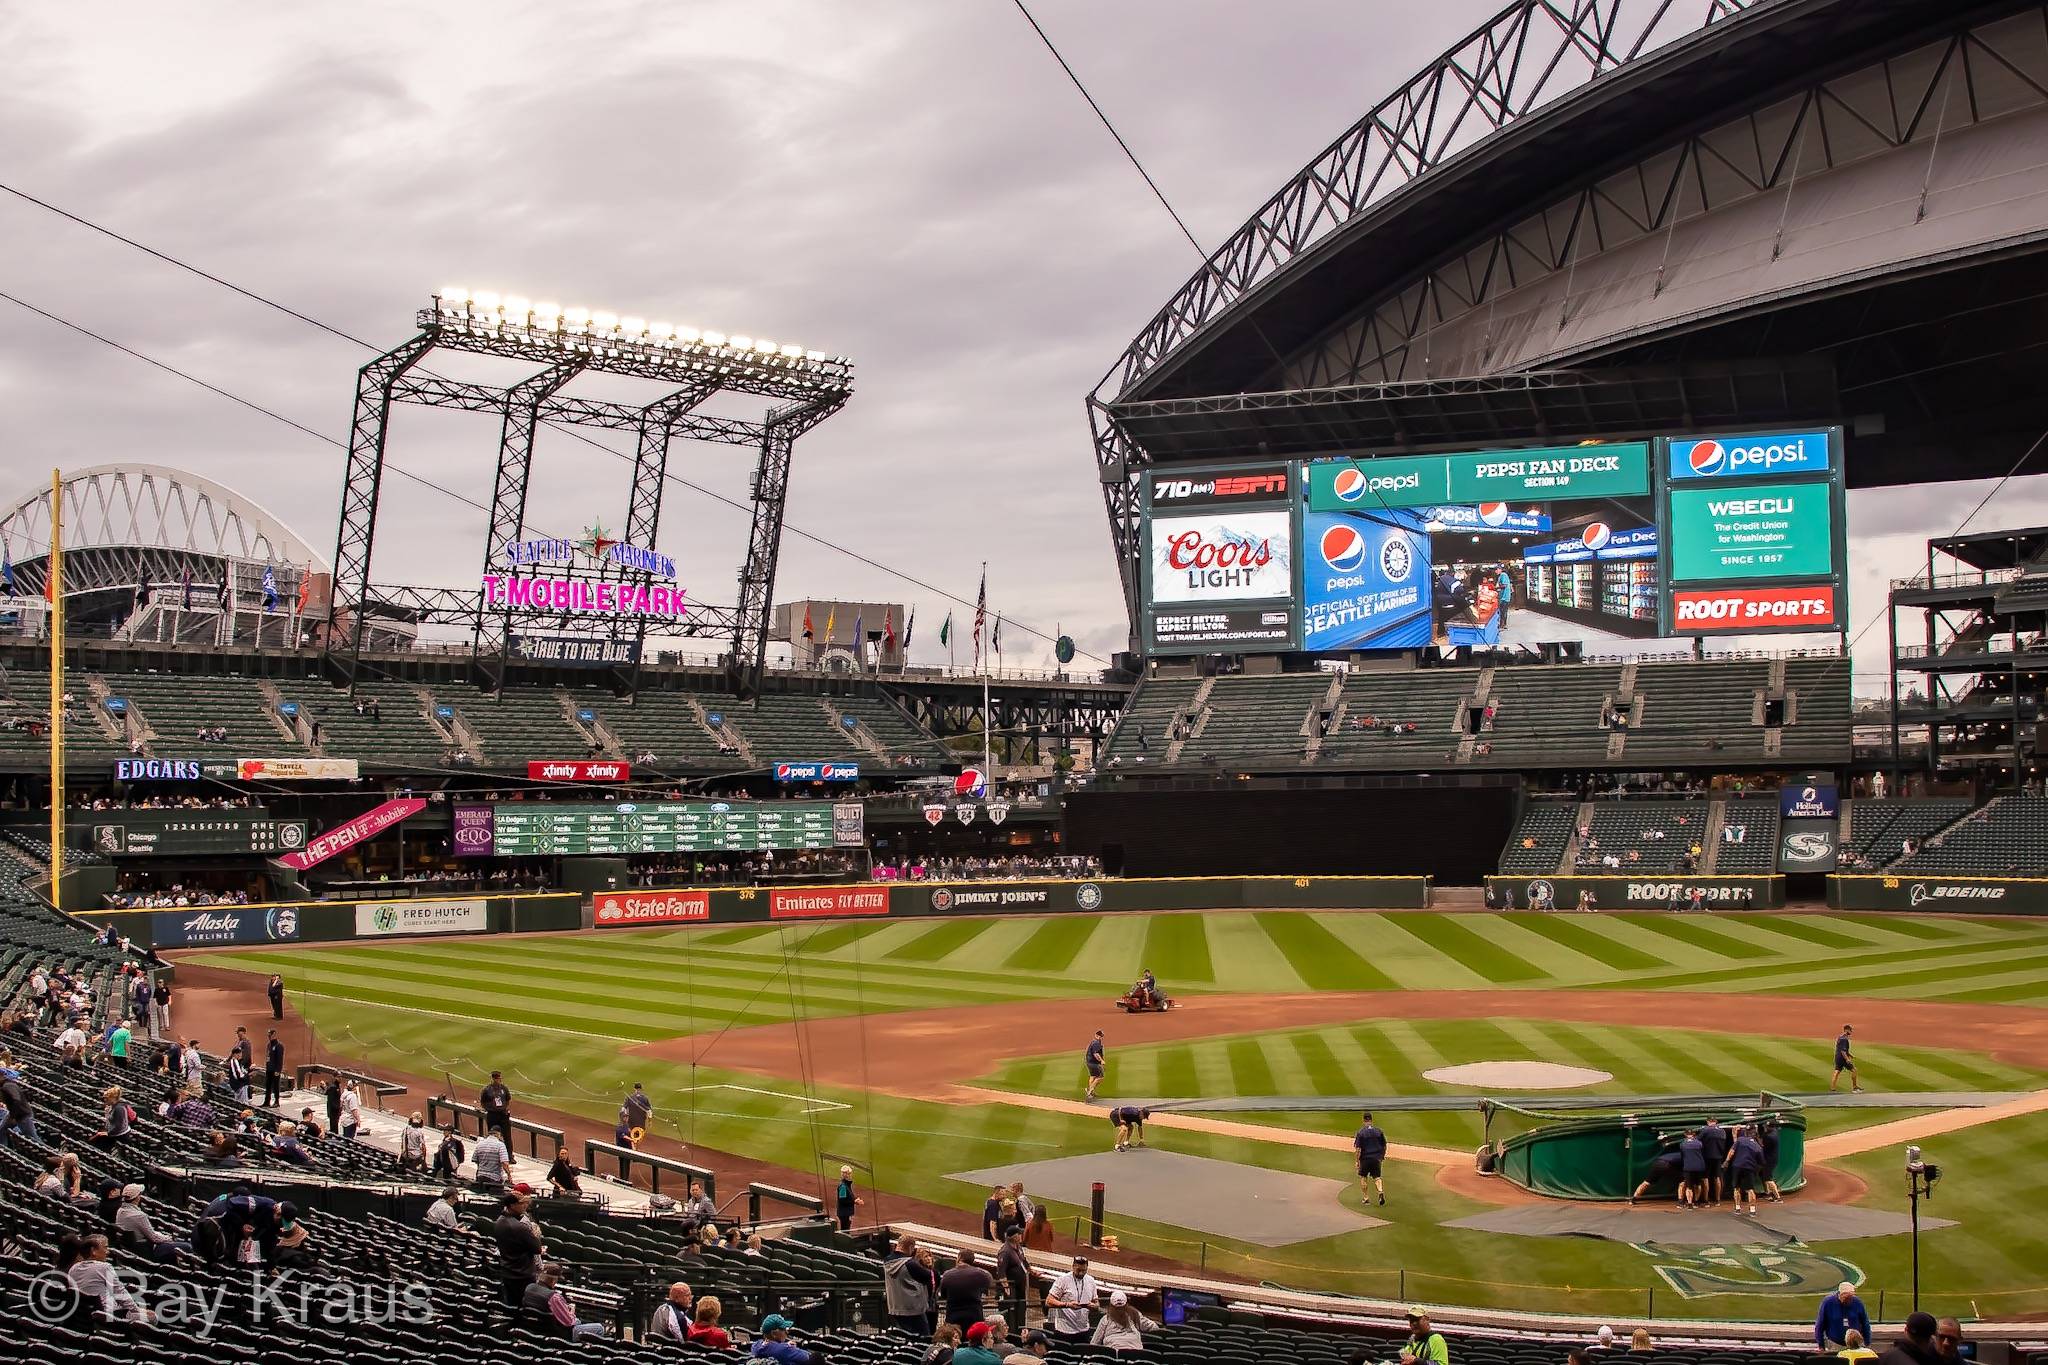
[1380, 535, 1413, 582]
[1076, 883, 1103, 910]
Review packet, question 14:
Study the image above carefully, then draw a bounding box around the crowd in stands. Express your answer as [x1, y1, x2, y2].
[873, 855, 1104, 882]
[629, 851, 867, 886]
[193, 726, 230, 744]
[103, 884, 253, 910]
[72, 793, 257, 810]
[1574, 816, 1702, 873]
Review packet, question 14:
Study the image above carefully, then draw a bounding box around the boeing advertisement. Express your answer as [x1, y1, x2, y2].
[1138, 430, 1845, 656]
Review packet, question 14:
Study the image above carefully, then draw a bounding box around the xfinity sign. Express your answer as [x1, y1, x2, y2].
[1670, 431, 1833, 480]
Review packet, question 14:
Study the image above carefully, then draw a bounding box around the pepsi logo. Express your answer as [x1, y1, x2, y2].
[1686, 440, 1727, 475]
[775, 764, 792, 778]
[1478, 503, 1509, 527]
[1581, 522, 1612, 551]
[1321, 524, 1367, 572]
[1331, 467, 1368, 503]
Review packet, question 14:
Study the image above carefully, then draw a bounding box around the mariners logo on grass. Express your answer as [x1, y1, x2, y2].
[1076, 883, 1103, 910]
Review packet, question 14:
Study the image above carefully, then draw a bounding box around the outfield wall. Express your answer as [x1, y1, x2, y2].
[74, 892, 583, 951]
[1827, 873, 2048, 914]
[1481, 874, 1786, 910]
[590, 874, 1433, 927]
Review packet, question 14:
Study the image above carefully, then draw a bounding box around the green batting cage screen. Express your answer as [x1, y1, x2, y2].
[1484, 1093, 1806, 1201]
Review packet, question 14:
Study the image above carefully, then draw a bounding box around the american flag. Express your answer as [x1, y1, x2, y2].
[972, 566, 986, 665]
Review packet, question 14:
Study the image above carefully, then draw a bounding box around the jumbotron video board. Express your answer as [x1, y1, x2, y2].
[1139, 429, 1845, 655]
[454, 801, 841, 856]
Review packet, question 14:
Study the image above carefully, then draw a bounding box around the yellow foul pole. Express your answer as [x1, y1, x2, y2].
[47, 469, 64, 912]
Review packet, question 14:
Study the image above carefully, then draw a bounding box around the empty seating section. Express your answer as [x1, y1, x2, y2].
[594, 689, 727, 768]
[0, 667, 122, 761]
[294, 678, 450, 765]
[1318, 671, 1471, 767]
[101, 671, 291, 750]
[728, 693, 866, 760]
[1181, 674, 1331, 763]
[1781, 658, 1851, 760]
[1102, 678, 1199, 763]
[1577, 799, 1706, 873]
[1624, 661, 1768, 763]
[1714, 796, 1778, 874]
[837, 695, 949, 765]
[1893, 793, 2048, 875]
[1841, 799, 1971, 868]
[1498, 802, 1577, 874]
[453, 688, 601, 763]
[1480, 665, 1619, 766]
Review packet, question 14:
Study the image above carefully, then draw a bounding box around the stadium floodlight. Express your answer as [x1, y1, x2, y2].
[678, 326, 702, 343]
[440, 286, 469, 307]
[730, 335, 752, 351]
[650, 321, 675, 341]
[805, 350, 825, 361]
[620, 316, 646, 338]
[504, 295, 531, 319]
[592, 310, 619, 333]
[533, 301, 561, 326]
[754, 338, 778, 355]
[780, 344, 804, 359]
[702, 331, 726, 347]
[472, 291, 501, 313]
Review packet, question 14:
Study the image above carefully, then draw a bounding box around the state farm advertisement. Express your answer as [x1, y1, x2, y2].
[278, 797, 426, 871]
[1670, 584, 1837, 634]
[593, 890, 712, 926]
[769, 886, 891, 919]
[1147, 511, 1293, 604]
[528, 760, 631, 782]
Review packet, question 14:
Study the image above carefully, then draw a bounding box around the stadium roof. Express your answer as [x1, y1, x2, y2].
[0, 463, 326, 571]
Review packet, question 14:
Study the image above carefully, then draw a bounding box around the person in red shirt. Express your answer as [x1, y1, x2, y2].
[688, 1295, 732, 1348]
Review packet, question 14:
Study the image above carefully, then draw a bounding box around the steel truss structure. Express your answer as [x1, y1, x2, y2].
[327, 296, 851, 696]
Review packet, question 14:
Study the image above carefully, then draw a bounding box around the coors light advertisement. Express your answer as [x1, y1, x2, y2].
[1146, 511, 1293, 604]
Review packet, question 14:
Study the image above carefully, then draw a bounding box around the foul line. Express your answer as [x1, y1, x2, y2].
[1803, 1087, 2048, 1159]
[691, 1082, 852, 1114]
[288, 988, 646, 1044]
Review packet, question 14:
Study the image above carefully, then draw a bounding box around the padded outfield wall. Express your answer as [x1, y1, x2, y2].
[74, 892, 583, 951]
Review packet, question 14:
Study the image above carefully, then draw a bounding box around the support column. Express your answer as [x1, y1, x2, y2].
[619, 385, 714, 692]
[327, 333, 436, 684]
[476, 361, 586, 680]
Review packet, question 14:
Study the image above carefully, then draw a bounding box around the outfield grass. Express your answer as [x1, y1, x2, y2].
[193, 910, 2048, 1318]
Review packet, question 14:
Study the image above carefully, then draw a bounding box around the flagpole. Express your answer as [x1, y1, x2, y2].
[47, 468, 64, 914]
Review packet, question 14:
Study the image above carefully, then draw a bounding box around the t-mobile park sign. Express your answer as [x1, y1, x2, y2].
[480, 574, 688, 621]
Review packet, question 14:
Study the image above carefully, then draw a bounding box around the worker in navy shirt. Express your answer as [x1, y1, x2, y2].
[1083, 1030, 1105, 1102]
[1831, 1025, 1862, 1093]
[1629, 1147, 1685, 1205]
[1727, 1125, 1765, 1215]
[1697, 1117, 1730, 1207]
[1678, 1129, 1706, 1208]
[1814, 1282, 1872, 1350]
[1354, 1112, 1388, 1205]
[1110, 1106, 1151, 1151]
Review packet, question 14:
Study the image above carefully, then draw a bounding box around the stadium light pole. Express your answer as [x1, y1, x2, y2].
[46, 467, 63, 912]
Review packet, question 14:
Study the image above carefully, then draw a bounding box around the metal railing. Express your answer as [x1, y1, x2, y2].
[427, 1094, 566, 1159]
[1890, 567, 2024, 590]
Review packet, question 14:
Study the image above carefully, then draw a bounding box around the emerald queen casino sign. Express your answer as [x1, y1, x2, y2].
[483, 522, 688, 621]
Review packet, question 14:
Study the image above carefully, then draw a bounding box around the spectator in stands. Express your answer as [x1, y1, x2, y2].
[1934, 1319, 1966, 1364]
[1816, 1283, 1874, 1351]
[940, 1248, 994, 1331]
[296, 1107, 324, 1139]
[1044, 1254, 1098, 1343]
[472, 1126, 512, 1191]
[169, 1088, 214, 1127]
[953, 1322, 1006, 1365]
[269, 1121, 314, 1168]
[493, 1190, 545, 1307]
[1091, 1292, 1156, 1354]
[0, 1063, 37, 1145]
[546, 1144, 583, 1197]
[91, 1086, 131, 1150]
[753, 1313, 823, 1364]
[690, 1296, 734, 1349]
[1629, 1330, 1655, 1354]
[481, 1070, 513, 1139]
[1588, 1326, 1618, 1354]
[1877, 1314, 1942, 1365]
[1839, 1331, 1877, 1362]
[1023, 1204, 1055, 1252]
[1399, 1309, 1448, 1365]
[54, 1018, 88, 1068]
[432, 1124, 466, 1179]
[995, 1226, 1029, 1322]
[525, 1263, 606, 1341]
[340, 1078, 365, 1136]
[886, 1234, 933, 1333]
[116, 1183, 191, 1261]
[69, 1233, 149, 1323]
[683, 1178, 717, 1227]
[836, 1163, 864, 1229]
[425, 1186, 467, 1233]
[647, 1281, 696, 1343]
[225, 1050, 251, 1105]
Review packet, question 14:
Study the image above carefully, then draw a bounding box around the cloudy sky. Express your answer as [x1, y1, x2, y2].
[4, 1, 2043, 695]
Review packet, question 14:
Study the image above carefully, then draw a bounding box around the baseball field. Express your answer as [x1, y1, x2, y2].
[189, 908, 2048, 1322]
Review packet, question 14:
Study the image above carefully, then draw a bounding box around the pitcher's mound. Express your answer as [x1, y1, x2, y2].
[1424, 1060, 1611, 1089]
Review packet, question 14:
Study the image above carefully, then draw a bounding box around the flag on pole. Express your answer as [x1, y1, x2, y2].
[1, 546, 14, 598]
[217, 573, 230, 611]
[992, 615, 1002, 654]
[972, 566, 987, 665]
[883, 607, 896, 651]
[903, 607, 915, 650]
[261, 565, 279, 612]
[852, 604, 863, 649]
[801, 605, 814, 642]
[296, 570, 309, 614]
[180, 565, 192, 610]
[825, 605, 836, 643]
[938, 612, 952, 647]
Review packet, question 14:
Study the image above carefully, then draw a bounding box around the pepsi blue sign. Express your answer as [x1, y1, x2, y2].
[1301, 509, 1431, 651]
[1422, 505, 1550, 535]
[774, 761, 860, 783]
[1669, 431, 1832, 480]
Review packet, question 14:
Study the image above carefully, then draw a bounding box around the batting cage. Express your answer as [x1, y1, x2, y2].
[1481, 1093, 1807, 1201]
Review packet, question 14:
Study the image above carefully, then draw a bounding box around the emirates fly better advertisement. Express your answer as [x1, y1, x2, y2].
[1139, 429, 1844, 655]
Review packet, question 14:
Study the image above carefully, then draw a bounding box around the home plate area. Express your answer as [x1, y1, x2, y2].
[950, 1150, 1382, 1247]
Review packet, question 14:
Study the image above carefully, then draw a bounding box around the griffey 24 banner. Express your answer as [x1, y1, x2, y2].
[278, 797, 426, 871]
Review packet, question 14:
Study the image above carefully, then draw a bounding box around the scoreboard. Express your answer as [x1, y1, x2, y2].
[86, 812, 306, 858]
[460, 801, 841, 857]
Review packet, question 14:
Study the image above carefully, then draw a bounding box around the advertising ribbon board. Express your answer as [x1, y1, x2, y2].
[354, 899, 490, 937]
[528, 760, 631, 782]
[768, 886, 890, 919]
[593, 890, 713, 926]
[236, 757, 361, 781]
[279, 797, 427, 871]
[1668, 482, 1835, 581]
[151, 905, 303, 948]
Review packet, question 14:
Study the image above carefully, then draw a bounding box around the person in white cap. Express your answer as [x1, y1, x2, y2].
[1090, 1290, 1157, 1354]
[115, 1183, 192, 1261]
[1589, 1326, 1617, 1353]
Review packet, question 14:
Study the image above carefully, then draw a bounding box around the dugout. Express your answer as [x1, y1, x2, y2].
[1484, 1094, 1806, 1201]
